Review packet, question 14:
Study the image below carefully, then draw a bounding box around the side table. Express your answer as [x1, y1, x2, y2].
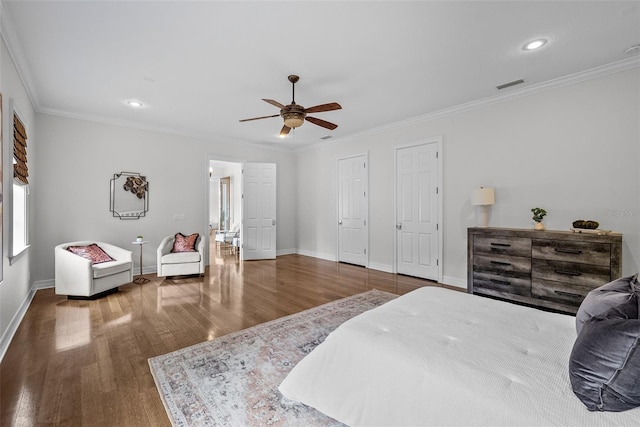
[132, 241, 150, 284]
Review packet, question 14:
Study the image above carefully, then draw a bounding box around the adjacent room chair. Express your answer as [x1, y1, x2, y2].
[55, 241, 133, 299]
[157, 232, 205, 277]
[214, 223, 240, 254]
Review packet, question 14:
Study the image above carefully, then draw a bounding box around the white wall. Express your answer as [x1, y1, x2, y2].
[32, 114, 296, 283]
[296, 68, 640, 286]
[0, 36, 37, 355]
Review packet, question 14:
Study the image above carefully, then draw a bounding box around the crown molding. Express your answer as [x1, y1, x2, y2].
[37, 106, 293, 154]
[295, 56, 640, 153]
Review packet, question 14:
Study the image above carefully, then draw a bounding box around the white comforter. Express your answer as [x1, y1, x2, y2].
[279, 287, 640, 426]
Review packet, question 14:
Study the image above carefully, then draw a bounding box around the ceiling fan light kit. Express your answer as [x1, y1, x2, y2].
[240, 75, 342, 137]
[281, 109, 305, 129]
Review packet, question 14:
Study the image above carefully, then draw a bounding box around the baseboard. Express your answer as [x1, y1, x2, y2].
[0, 284, 37, 364]
[34, 279, 54, 289]
[368, 262, 393, 273]
[295, 249, 337, 262]
[442, 275, 467, 290]
[276, 248, 296, 256]
[142, 266, 157, 275]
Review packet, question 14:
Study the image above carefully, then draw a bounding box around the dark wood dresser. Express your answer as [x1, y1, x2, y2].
[467, 227, 622, 314]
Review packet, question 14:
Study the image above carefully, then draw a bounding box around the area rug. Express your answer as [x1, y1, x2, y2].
[148, 289, 397, 427]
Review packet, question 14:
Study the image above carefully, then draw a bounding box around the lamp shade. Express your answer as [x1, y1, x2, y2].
[471, 187, 495, 206]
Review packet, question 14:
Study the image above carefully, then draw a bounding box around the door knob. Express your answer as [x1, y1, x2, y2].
[396, 223, 402, 230]
[338, 220, 343, 225]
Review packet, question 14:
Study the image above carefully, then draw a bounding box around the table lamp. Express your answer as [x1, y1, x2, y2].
[471, 187, 495, 227]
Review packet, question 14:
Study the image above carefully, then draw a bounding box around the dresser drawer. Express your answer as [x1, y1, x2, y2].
[532, 240, 610, 265]
[531, 259, 611, 287]
[473, 271, 531, 297]
[532, 278, 597, 307]
[474, 236, 531, 257]
[474, 254, 531, 277]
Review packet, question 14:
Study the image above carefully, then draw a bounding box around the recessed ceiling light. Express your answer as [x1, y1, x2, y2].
[126, 100, 144, 108]
[523, 39, 547, 51]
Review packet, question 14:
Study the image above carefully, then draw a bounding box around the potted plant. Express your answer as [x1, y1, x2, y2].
[531, 208, 547, 230]
[136, 235, 143, 242]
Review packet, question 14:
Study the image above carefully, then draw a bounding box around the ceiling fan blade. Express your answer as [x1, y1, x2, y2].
[239, 114, 280, 122]
[306, 116, 338, 130]
[263, 99, 286, 109]
[304, 102, 342, 114]
[279, 125, 291, 136]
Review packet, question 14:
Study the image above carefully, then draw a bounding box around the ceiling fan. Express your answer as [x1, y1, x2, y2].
[240, 75, 342, 136]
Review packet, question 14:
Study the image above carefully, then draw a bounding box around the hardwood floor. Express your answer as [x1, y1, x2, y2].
[1, 247, 450, 426]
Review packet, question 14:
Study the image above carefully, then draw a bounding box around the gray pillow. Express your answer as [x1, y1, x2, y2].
[569, 280, 640, 412]
[575, 274, 639, 335]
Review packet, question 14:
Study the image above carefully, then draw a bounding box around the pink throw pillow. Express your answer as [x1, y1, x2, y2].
[67, 244, 114, 264]
[171, 233, 199, 253]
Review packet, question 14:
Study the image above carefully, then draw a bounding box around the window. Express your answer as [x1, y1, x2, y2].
[12, 182, 27, 254]
[12, 111, 29, 257]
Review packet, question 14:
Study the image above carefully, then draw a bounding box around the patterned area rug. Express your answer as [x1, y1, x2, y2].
[149, 289, 397, 426]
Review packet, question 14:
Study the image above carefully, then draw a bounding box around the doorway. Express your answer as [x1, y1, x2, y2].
[207, 159, 278, 264]
[209, 160, 242, 264]
[394, 138, 443, 281]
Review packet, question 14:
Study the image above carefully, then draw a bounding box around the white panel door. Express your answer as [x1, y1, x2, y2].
[396, 143, 439, 279]
[242, 163, 276, 260]
[338, 155, 368, 266]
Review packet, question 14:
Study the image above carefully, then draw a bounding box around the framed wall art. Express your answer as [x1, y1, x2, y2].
[109, 171, 149, 220]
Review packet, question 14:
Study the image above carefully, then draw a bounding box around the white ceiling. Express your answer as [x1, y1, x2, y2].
[3, 1, 639, 150]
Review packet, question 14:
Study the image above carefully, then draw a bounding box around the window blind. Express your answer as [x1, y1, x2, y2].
[13, 113, 28, 184]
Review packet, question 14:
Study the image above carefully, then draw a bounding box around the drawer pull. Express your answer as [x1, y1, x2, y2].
[490, 243, 512, 247]
[554, 290, 581, 298]
[490, 279, 511, 286]
[555, 269, 582, 277]
[555, 248, 583, 255]
[490, 261, 512, 266]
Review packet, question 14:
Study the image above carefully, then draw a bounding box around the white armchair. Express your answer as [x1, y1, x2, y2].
[55, 241, 133, 299]
[157, 234, 205, 277]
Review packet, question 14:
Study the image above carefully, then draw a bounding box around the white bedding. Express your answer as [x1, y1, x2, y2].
[279, 287, 640, 426]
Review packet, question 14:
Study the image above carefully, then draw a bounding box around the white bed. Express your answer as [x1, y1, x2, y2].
[279, 286, 640, 426]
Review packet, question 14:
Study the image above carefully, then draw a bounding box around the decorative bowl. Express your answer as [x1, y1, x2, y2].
[572, 220, 599, 230]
